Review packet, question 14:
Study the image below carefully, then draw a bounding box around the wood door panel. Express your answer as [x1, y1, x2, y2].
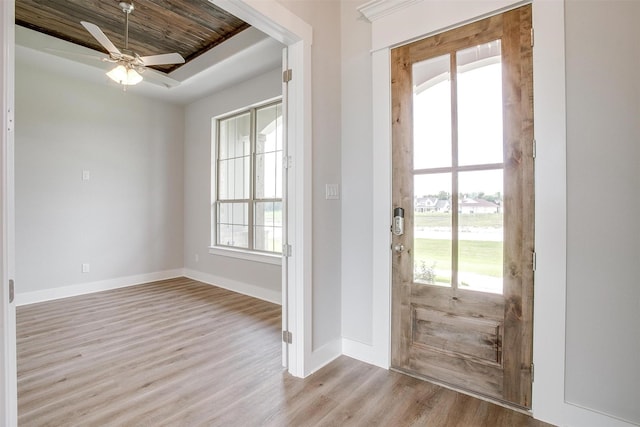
[501, 5, 534, 407]
[407, 14, 503, 63]
[412, 306, 502, 363]
[391, 4, 534, 409]
[406, 346, 504, 399]
[411, 286, 504, 319]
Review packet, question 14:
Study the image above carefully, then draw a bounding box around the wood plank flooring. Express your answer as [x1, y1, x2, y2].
[17, 277, 554, 426]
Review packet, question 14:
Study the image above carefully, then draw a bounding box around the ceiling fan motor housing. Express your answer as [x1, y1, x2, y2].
[120, 2, 135, 14]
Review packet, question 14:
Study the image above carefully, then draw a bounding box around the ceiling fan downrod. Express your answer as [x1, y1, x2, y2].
[119, 2, 134, 50]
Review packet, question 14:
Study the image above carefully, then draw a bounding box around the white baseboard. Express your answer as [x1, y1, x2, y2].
[183, 268, 281, 305]
[15, 269, 184, 306]
[305, 338, 343, 377]
[342, 338, 388, 369]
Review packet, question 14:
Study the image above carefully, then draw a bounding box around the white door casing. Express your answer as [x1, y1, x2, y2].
[1, 0, 17, 424]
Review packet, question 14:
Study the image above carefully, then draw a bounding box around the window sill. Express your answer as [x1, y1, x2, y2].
[208, 246, 282, 266]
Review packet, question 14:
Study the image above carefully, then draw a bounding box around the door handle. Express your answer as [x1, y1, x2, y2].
[393, 244, 405, 253]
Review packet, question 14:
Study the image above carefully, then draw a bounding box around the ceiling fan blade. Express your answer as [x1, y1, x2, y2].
[140, 67, 181, 88]
[80, 21, 121, 56]
[140, 53, 185, 66]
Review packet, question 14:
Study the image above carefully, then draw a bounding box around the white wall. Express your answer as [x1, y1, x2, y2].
[565, 1, 640, 424]
[183, 68, 283, 304]
[277, 0, 343, 355]
[15, 54, 184, 300]
[340, 0, 373, 347]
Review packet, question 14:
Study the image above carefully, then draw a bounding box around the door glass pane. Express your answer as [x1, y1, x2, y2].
[414, 173, 452, 287]
[457, 41, 503, 166]
[413, 54, 452, 170]
[458, 169, 503, 294]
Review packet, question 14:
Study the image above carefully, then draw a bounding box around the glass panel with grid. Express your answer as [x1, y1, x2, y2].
[214, 101, 283, 254]
[218, 112, 251, 201]
[411, 41, 504, 295]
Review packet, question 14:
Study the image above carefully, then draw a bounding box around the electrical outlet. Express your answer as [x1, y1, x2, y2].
[195, 254, 199, 263]
[82, 170, 90, 181]
[82, 263, 90, 273]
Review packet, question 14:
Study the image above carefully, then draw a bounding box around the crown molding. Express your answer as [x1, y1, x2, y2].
[357, 0, 423, 23]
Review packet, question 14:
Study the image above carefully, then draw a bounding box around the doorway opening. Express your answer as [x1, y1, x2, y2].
[1, 1, 312, 423]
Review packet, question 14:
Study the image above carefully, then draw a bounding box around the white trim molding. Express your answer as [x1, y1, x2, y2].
[208, 246, 282, 266]
[342, 338, 387, 368]
[184, 268, 281, 305]
[15, 269, 184, 306]
[0, 0, 16, 424]
[306, 338, 342, 376]
[357, 0, 423, 23]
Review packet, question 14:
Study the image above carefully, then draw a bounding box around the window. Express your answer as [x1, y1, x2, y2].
[412, 42, 505, 294]
[213, 101, 283, 256]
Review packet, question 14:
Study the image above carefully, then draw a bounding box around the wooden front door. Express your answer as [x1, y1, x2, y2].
[390, 5, 534, 408]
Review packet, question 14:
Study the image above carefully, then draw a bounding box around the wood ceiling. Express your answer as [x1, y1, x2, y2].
[15, 0, 251, 73]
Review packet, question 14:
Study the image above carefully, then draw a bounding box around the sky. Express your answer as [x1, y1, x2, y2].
[413, 54, 503, 198]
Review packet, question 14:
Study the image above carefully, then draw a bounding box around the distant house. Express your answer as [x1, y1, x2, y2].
[414, 197, 451, 213]
[414, 196, 438, 212]
[459, 198, 501, 214]
[435, 199, 450, 212]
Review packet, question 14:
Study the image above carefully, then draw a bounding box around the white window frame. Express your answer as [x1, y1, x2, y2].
[210, 98, 283, 265]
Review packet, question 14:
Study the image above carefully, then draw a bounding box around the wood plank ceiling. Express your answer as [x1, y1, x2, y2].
[15, 0, 251, 73]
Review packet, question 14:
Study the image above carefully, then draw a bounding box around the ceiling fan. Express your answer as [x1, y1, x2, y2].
[80, 1, 185, 87]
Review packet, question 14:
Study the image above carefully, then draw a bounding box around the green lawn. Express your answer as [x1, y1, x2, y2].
[413, 212, 503, 284]
[414, 238, 503, 277]
[415, 212, 503, 228]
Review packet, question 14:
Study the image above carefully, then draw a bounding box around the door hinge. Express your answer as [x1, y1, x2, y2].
[7, 108, 14, 133]
[283, 69, 293, 83]
[9, 279, 14, 304]
[532, 139, 536, 159]
[532, 251, 537, 271]
[283, 155, 292, 169]
[282, 330, 293, 344]
[530, 28, 534, 48]
[283, 244, 292, 257]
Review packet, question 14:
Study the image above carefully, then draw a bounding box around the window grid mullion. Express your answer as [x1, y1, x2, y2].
[249, 107, 256, 251]
[450, 51, 460, 292]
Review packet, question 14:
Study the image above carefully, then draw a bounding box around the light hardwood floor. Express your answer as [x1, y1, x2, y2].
[17, 277, 554, 426]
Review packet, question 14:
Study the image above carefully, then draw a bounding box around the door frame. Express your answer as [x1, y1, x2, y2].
[1, 0, 16, 423]
[366, 0, 572, 424]
[209, 0, 314, 378]
[1, 1, 313, 423]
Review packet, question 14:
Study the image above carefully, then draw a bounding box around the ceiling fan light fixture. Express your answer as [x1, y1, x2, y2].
[79, 1, 184, 89]
[106, 64, 143, 86]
